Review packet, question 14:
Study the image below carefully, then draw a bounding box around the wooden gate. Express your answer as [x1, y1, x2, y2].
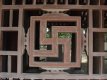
[0, 0, 107, 80]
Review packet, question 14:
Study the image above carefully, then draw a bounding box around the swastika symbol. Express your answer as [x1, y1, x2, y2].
[29, 13, 81, 68]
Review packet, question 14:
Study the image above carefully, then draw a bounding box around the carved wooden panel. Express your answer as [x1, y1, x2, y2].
[0, 0, 107, 80]
[29, 14, 81, 68]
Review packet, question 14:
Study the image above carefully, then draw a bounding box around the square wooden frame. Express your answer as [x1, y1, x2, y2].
[29, 13, 82, 68]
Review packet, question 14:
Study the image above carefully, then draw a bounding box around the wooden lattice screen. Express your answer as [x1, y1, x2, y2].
[0, 0, 107, 80]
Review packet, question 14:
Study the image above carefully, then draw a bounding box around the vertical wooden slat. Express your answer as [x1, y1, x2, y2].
[23, 0, 26, 5]
[77, 0, 79, 5]
[44, 0, 46, 5]
[0, 1, 2, 72]
[88, 0, 90, 5]
[33, 0, 36, 5]
[8, 56, 11, 73]
[65, 0, 68, 5]
[101, 10, 103, 28]
[64, 39, 71, 62]
[12, 0, 15, 5]
[0, 28, 2, 75]
[17, 9, 23, 73]
[100, 56, 103, 74]
[0, 2, 2, 69]
[0, 1, 2, 27]
[10, 9, 13, 27]
[98, 0, 100, 5]
[54, 0, 57, 5]
[89, 9, 93, 75]
[0, 56, 2, 72]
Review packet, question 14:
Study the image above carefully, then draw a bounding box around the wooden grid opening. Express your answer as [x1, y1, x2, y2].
[46, 0, 55, 4]
[92, 10, 100, 28]
[2, 10, 10, 27]
[103, 10, 107, 28]
[1, 9, 19, 27]
[1, 55, 8, 72]
[93, 32, 107, 52]
[2, 0, 12, 5]
[103, 56, 107, 74]
[11, 56, 17, 72]
[15, 0, 22, 5]
[79, 0, 88, 5]
[0, 31, 18, 51]
[12, 10, 19, 27]
[90, 0, 99, 5]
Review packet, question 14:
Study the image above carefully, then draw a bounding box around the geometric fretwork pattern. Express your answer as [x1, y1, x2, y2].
[0, 0, 107, 80]
[29, 13, 81, 68]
